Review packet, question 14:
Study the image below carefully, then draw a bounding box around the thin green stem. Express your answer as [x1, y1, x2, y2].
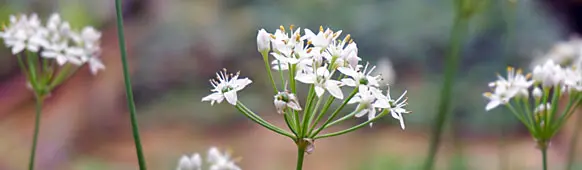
[305, 95, 323, 134]
[27, 94, 43, 170]
[48, 64, 73, 90]
[114, 1, 147, 169]
[310, 88, 358, 137]
[300, 85, 316, 136]
[423, 12, 468, 170]
[308, 95, 334, 135]
[289, 64, 297, 94]
[284, 111, 298, 136]
[17, 54, 30, 80]
[26, 51, 39, 92]
[261, 51, 278, 93]
[236, 102, 295, 139]
[314, 109, 387, 139]
[566, 109, 582, 170]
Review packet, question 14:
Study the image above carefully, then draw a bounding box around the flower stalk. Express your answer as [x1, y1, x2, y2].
[114, 0, 147, 169]
[423, 1, 472, 169]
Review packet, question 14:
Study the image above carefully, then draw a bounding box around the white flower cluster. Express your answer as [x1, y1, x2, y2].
[484, 59, 582, 111]
[177, 147, 241, 170]
[530, 36, 582, 68]
[0, 13, 104, 74]
[257, 26, 410, 129]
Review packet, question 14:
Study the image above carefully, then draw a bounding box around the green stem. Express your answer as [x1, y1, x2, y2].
[261, 51, 278, 93]
[114, 1, 147, 169]
[310, 88, 358, 138]
[27, 94, 43, 170]
[296, 144, 306, 170]
[308, 95, 334, 135]
[314, 109, 387, 139]
[423, 11, 468, 170]
[236, 102, 295, 139]
[566, 106, 582, 170]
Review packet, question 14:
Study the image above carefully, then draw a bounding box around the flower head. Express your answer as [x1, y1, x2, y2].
[375, 86, 410, 129]
[202, 69, 252, 105]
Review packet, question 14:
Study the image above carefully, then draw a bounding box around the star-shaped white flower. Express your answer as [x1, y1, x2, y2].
[338, 63, 381, 89]
[202, 69, 252, 105]
[348, 86, 388, 126]
[295, 66, 343, 99]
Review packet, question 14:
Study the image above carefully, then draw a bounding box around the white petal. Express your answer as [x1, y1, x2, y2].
[325, 81, 344, 99]
[485, 100, 501, 111]
[177, 155, 193, 170]
[224, 90, 238, 105]
[207, 147, 223, 164]
[202, 93, 224, 105]
[354, 108, 368, 118]
[337, 67, 359, 77]
[315, 86, 325, 97]
[190, 154, 202, 170]
[11, 42, 25, 54]
[295, 73, 316, 84]
[341, 78, 356, 87]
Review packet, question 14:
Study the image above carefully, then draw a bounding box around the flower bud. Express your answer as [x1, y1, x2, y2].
[274, 91, 302, 114]
[257, 29, 270, 53]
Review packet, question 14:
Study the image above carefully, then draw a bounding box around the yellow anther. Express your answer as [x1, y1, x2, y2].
[343, 34, 351, 43]
[483, 92, 492, 97]
[526, 73, 532, 79]
[307, 40, 312, 45]
[306, 48, 313, 53]
[289, 24, 295, 31]
[319, 26, 324, 32]
[270, 34, 276, 39]
[279, 25, 285, 32]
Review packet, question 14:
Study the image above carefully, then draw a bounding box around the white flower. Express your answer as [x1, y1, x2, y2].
[176, 154, 202, 170]
[338, 63, 381, 88]
[303, 26, 341, 48]
[484, 67, 533, 111]
[324, 37, 360, 69]
[295, 67, 343, 99]
[0, 14, 48, 54]
[207, 147, 241, 170]
[563, 66, 582, 92]
[375, 86, 410, 129]
[348, 86, 388, 126]
[41, 14, 79, 65]
[257, 29, 270, 52]
[274, 91, 302, 114]
[202, 69, 252, 105]
[532, 60, 566, 87]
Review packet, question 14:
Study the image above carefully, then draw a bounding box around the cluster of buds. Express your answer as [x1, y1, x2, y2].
[176, 147, 241, 170]
[484, 58, 582, 148]
[0, 13, 104, 97]
[202, 25, 410, 156]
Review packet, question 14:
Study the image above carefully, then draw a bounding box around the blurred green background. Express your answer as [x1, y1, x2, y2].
[0, 0, 579, 169]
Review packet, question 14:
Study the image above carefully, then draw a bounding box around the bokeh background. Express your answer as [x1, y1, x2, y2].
[0, 0, 581, 169]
